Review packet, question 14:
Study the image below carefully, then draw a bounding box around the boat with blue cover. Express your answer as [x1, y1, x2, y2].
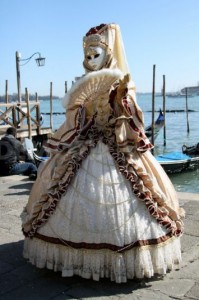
[156, 149, 199, 174]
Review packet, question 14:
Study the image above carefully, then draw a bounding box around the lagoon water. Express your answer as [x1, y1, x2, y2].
[40, 94, 199, 194]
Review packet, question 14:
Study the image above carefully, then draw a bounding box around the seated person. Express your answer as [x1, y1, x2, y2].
[0, 127, 37, 179]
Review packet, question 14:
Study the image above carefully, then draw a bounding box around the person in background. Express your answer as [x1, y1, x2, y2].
[0, 127, 37, 180]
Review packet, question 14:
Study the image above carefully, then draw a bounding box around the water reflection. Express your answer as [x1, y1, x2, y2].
[169, 168, 199, 193]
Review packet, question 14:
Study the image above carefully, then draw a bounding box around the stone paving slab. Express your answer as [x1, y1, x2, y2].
[0, 175, 199, 300]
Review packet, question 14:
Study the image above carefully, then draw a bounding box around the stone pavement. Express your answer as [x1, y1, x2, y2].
[0, 175, 198, 300]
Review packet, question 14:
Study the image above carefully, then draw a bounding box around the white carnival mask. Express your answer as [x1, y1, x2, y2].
[85, 46, 106, 71]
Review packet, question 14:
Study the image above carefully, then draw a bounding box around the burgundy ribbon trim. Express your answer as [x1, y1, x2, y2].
[34, 231, 173, 253]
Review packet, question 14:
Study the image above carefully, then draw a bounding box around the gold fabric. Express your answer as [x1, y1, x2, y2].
[21, 23, 184, 282]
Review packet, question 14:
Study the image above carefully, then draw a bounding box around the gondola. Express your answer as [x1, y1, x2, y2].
[145, 109, 164, 141]
[155, 143, 199, 174]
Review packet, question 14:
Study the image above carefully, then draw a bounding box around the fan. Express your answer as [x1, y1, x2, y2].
[62, 68, 123, 110]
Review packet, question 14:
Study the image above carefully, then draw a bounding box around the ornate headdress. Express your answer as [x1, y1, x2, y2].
[83, 24, 109, 50]
[83, 23, 130, 75]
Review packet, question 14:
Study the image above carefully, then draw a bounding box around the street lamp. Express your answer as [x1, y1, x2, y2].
[15, 51, 45, 102]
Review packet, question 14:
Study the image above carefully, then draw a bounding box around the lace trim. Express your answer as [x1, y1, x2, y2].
[69, 183, 132, 205]
[80, 165, 126, 185]
[56, 201, 137, 233]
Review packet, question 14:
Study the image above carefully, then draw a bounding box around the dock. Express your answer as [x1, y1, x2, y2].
[0, 91, 54, 145]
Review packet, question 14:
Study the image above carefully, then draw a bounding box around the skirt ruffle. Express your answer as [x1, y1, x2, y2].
[24, 237, 181, 283]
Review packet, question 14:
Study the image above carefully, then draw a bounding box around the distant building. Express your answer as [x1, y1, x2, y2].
[181, 86, 199, 95]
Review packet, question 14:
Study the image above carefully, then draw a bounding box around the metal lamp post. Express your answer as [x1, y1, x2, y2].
[15, 51, 45, 102]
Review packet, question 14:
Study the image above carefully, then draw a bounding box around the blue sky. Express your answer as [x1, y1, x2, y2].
[0, 0, 199, 97]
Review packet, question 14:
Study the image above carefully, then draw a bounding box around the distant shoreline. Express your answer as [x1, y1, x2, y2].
[147, 109, 197, 112]
[0, 95, 60, 102]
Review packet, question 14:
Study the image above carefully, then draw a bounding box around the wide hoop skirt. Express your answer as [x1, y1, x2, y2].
[23, 141, 182, 283]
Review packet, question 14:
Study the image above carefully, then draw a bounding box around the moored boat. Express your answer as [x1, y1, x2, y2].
[155, 144, 199, 174]
[145, 109, 164, 141]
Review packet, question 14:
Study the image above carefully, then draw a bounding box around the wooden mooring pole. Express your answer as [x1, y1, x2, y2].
[65, 81, 68, 93]
[50, 82, 53, 130]
[185, 88, 190, 133]
[151, 64, 156, 154]
[35, 92, 41, 135]
[25, 88, 32, 139]
[163, 75, 166, 146]
[5, 80, 8, 104]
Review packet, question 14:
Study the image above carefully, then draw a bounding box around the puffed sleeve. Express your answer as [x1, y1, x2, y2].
[110, 79, 153, 153]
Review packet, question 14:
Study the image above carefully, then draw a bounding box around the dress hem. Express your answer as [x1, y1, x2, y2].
[23, 236, 182, 283]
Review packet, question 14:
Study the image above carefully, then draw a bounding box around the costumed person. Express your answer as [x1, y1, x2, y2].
[21, 23, 185, 283]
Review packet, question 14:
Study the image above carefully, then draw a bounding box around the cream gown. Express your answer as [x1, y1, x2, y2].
[21, 69, 184, 283]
